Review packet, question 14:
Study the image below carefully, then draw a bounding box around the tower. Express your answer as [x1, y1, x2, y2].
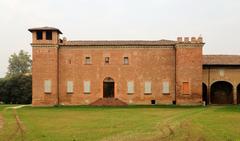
[28, 27, 62, 106]
[175, 37, 204, 105]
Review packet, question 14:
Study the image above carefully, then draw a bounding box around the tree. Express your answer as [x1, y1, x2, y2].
[0, 50, 32, 104]
[6, 50, 32, 77]
[0, 74, 32, 104]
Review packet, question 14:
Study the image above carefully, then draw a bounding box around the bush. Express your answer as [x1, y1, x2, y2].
[0, 74, 32, 104]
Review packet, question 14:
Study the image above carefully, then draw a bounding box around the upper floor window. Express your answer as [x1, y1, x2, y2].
[124, 57, 129, 65]
[46, 31, 52, 40]
[105, 57, 110, 64]
[85, 57, 91, 64]
[36, 31, 43, 40]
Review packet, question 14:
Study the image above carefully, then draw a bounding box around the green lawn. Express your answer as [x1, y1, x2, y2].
[1, 105, 240, 141]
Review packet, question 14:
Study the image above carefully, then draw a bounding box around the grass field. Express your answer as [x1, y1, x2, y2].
[1, 105, 240, 141]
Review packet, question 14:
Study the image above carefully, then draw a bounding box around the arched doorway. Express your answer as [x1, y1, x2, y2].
[237, 84, 240, 104]
[210, 81, 233, 104]
[103, 77, 114, 98]
[202, 83, 208, 105]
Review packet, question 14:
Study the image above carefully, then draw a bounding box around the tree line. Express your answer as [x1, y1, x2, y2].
[0, 50, 32, 104]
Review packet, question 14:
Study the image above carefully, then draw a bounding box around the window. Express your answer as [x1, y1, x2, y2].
[182, 82, 190, 94]
[44, 80, 51, 93]
[219, 69, 224, 77]
[162, 81, 170, 94]
[46, 31, 52, 40]
[123, 57, 129, 65]
[67, 81, 73, 93]
[84, 81, 91, 93]
[36, 31, 43, 40]
[144, 81, 152, 94]
[85, 57, 91, 64]
[105, 57, 110, 64]
[127, 81, 134, 94]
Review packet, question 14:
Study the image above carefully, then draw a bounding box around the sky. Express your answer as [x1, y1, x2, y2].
[0, 0, 240, 77]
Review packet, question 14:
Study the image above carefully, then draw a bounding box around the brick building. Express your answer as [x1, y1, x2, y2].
[28, 27, 240, 106]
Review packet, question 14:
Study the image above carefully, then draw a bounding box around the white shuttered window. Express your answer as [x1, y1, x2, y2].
[127, 81, 134, 94]
[44, 80, 51, 93]
[162, 81, 170, 94]
[144, 81, 152, 93]
[84, 81, 91, 93]
[67, 81, 74, 93]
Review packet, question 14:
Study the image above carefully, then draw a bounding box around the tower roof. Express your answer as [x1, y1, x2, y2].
[28, 26, 62, 34]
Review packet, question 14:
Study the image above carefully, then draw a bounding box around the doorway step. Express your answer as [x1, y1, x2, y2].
[89, 98, 127, 106]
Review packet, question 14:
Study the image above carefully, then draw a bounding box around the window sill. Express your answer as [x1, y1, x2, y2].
[127, 93, 134, 95]
[84, 92, 91, 94]
[84, 64, 92, 65]
[67, 92, 73, 94]
[44, 92, 51, 94]
[162, 93, 170, 95]
[144, 93, 152, 95]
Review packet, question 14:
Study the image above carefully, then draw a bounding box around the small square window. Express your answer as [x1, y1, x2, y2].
[124, 57, 129, 65]
[46, 31, 52, 40]
[105, 57, 110, 64]
[37, 31, 43, 40]
[85, 57, 91, 64]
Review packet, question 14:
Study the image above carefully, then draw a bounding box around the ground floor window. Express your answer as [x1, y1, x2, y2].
[144, 81, 152, 94]
[44, 80, 51, 93]
[127, 81, 134, 94]
[84, 81, 91, 93]
[67, 81, 73, 93]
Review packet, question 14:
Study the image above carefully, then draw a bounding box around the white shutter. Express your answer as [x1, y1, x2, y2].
[67, 81, 73, 93]
[144, 81, 151, 93]
[44, 80, 51, 93]
[127, 81, 134, 93]
[84, 81, 91, 93]
[162, 81, 169, 94]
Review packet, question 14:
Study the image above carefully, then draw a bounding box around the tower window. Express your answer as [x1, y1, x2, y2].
[124, 57, 129, 65]
[46, 31, 52, 40]
[36, 31, 43, 40]
[105, 57, 110, 64]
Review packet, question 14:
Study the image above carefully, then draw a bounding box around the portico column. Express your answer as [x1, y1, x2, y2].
[233, 86, 237, 104]
[207, 86, 211, 104]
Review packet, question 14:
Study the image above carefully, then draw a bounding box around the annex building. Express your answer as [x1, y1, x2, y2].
[28, 27, 240, 106]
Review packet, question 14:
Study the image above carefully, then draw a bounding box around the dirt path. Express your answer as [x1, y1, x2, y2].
[0, 113, 3, 129]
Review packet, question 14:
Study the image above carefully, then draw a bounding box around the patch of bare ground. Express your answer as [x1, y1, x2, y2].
[0, 113, 3, 129]
[3, 106, 26, 141]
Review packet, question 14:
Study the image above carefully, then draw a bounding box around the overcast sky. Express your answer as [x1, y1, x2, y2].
[0, 0, 240, 77]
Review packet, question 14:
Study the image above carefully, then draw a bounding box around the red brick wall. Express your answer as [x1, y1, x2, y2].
[32, 47, 58, 106]
[58, 47, 176, 105]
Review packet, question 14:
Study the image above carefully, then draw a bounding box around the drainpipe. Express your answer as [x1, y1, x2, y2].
[57, 45, 60, 106]
[174, 45, 177, 104]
